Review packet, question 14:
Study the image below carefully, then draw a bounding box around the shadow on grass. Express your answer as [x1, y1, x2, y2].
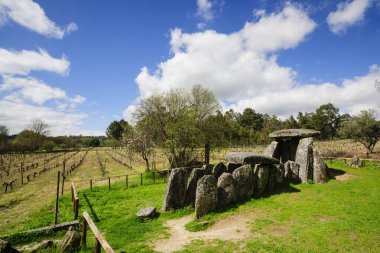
[83, 194, 100, 222]
[326, 167, 346, 180]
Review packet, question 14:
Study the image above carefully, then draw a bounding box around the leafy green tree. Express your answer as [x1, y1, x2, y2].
[13, 130, 36, 151]
[106, 120, 132, 141]
[133, 85, 220, 167]
[237, 108, 264, 131]
[339, 109, 380, 153]
[312, 103, 341, 139]
[0, 125, 10, 152]
[89, 137, 100, 147]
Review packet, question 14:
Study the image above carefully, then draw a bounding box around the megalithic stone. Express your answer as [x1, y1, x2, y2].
[295, 137, 313, 183]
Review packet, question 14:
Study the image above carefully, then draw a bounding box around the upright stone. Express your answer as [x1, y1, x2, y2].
[217, 173, 236, 207]
[162, 168, 188, 211]
[263, 141, 280, 159]
[226, 163, 241, 173]
[253, 164, 270, 197]
[295, 137, 313, 183]
[284, 161, 301, 184]
[185, 168, 206, 206]
[232, 165, 255, 201]
[312, 149, 327, 183]
[195, 175, 218, 218]
[273, 164, 285, 187]
[60, 227, 81, 253]
[212, 162, 227, 178]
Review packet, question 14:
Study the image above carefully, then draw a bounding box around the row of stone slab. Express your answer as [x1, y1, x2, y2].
[162, 161, 288, 218]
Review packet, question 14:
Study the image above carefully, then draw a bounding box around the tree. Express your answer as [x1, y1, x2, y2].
[106, 120, 132, 141]
[122, 122, 155, 172]
[13, 130, 36, 151]
[133, 85, 220, 167]
[340, 109, 380, 153]
[29, 119, 49, 136]
[0, 125, 10, 152]
[89, 137, 100, 147]
[312, 103, 341, 139]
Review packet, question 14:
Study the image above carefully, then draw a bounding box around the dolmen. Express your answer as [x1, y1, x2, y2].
[162, 128, 328, 218]
[264, 129, 327, 184]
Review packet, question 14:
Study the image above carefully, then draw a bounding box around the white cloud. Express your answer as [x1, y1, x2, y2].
[0, 75, 66, 104]
[327, 0, 373, 34]
[134, 4, 315, 100]
[0, 48, 69, 76]
[0, 0, 77, 39]
[195, 0, 222, 29]
[0, 98, 87, 135]
[125, 4, 380, 122]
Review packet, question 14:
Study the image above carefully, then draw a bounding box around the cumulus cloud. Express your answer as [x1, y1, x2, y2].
[0, 0, 77, 39]
[125, 4, 380, 121]
[327, 0, 373, 34]
[134, 5, 315, 100]
[0, 48, 69, 76]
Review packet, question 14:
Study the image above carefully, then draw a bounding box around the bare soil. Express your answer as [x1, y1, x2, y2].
[152, 212, 261, 253]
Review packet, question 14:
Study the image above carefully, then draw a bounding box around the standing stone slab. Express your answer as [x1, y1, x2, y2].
[226, 163, 241, 174]
[195, 175, 218, 218]
[212, 162, 227, 178]
[284, 161, 301, 184]
[232, 165, 255, 201]
[185, 168, 206, 206]
[162, 168, 188, 211]
[217, 173, 237, 207]
[263, 141, 280, 159]
[273, 164, 285, 187]
[253, 164, 270, 197]
[312, 149, 327, 183]
[295, 137, 313, 183]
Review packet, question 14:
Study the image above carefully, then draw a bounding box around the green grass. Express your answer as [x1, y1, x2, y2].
[2, 160, 380, 252]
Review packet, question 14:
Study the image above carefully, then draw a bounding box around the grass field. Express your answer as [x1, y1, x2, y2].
[1, 140, 380, 252]
[2, 158, 379, 252]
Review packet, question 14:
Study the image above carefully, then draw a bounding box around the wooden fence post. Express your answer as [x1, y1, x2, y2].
[54, 171, 60, 225]
[81, 219, 87, 250]
[153, 171, 155, 184]
[61, 161, 66, 195]
[20, 163, 24, 185]
[140, 173, 143, 185]
[95, 238, 101, 253]
[108, 177, 111, 190]
[90, 179, 92, 192]
[74, 198, 79, 219]
[126, 175, 128, 189]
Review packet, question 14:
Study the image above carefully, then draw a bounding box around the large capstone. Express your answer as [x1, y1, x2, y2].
[253, 164, 270, 197]
[225, 152, 280, 165]
[312, 149, 327, 183]
[212, 162, 227, 178]
[295, 137, 313, 183]
[162, 168, 188, 211]
[195, 175, 218, 218]
[232, 165, 255, 201]
[269, 129, 320, 139]
[217, 172, 237, 207]
[185, 168, 206, 206]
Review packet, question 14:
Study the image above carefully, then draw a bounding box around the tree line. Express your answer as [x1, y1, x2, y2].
[105, 85, 380, 170]
[0, 119, 109, 153]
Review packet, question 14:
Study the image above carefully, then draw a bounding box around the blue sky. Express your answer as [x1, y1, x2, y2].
[0, 0, 380, 136]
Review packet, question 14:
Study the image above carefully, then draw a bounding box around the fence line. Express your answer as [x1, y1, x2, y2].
[82, 211, 115, 253]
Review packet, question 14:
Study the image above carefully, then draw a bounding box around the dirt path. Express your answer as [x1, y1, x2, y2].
[152, 212, 260, 253]
[336, 173, 354, 181]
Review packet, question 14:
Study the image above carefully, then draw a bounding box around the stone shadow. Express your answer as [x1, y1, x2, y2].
[326, 167, 346, 180]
